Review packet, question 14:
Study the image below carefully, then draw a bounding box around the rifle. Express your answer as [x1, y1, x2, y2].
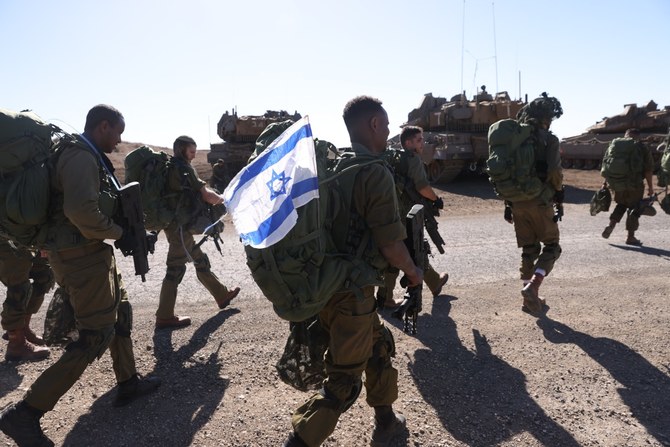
[391, 204, 425, 335]
[400, 178, 445, 254]
[115, 182, 157, 282]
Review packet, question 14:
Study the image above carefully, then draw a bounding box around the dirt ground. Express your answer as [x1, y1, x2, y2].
[1, 145, 669, 447]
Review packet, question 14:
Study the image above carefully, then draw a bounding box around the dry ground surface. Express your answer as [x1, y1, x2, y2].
[1, 144, 669, 447]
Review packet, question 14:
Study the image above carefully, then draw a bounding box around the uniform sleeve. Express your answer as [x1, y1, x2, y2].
[406, 154, 430, 191]
[545, 132, 563, 191]
[354, 164, 406, 247]
[642, 144, 654, 172]
[58, 147, 123, 241]
[169, 162, 206, 191]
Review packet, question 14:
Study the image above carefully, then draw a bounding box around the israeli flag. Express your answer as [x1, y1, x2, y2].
[223, 116, 319, 248]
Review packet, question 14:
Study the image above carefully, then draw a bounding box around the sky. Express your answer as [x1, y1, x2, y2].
[2, 0, 669, 150]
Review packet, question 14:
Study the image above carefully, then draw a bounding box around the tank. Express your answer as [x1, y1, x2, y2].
[560, 100, 670, 170]
[398, 86, 526, 183]
[208, 109, 302, 176]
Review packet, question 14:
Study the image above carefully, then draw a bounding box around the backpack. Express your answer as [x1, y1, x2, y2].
[124, 146, 181, 231]
[382, 148, 414, 215]
[600, 137, 644, 191]
[243, 122, 386, 322]
[0, 108, 66, 248]
[486, 118, 544, 202]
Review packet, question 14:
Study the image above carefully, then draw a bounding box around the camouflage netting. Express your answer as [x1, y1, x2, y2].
[43, 287, 78, 346]
[275, 316, 328, 392]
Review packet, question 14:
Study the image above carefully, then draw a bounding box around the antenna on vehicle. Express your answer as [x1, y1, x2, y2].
[460, 0, 465, 95]
[492, 1, 499, 94]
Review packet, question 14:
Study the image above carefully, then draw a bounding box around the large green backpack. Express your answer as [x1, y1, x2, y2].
[600, 137, 644, 191]
[486, 118, 544, 202]
[657, 139, 670, 187]
[124, 146, 181, 231]
[382, 147, 414, 215]
[244, 122, 386, 322]
[0, 108, 66, 248]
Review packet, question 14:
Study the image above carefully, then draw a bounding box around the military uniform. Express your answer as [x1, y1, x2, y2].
[291, 143, 406, 446]
[210, 160, 231, 193]
[157, 157, 233, 319]
[380, 149, 446, 301]
[607, 142, 654, 235]
[510, 128, 563, 280]
[0, 240, 54, 332]
[24, 136, 137, 412]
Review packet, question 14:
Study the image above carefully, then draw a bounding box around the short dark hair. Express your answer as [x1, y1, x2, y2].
[173, 135, 197, 158]
[342, 95, 384, 131]
[400, 126, 423, 146]
[84, 104, 123, 133]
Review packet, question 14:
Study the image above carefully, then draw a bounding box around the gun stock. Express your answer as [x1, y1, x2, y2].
[115, 182, 155, 282]
[391, 204, 425, 335]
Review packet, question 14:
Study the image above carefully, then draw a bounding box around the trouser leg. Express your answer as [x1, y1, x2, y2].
[157, 265, 186, 319]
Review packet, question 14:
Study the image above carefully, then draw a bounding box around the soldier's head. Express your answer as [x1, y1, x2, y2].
[173, 135, 197, 162]
[84, 104, 125, 154]
[343, 95, 389, 154]
[625, 128, 640, 140]
[516, 92, 563, 129]
[400, 126, 424, 154]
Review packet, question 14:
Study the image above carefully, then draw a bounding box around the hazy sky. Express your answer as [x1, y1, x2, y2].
[2, 0, 668, 150]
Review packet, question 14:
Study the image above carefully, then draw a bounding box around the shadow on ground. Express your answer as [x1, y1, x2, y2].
[0, 363, 22, 400]
[382, 296, 581, 446]
[63, 310, 237, 446]
[537, 317, 670, 446]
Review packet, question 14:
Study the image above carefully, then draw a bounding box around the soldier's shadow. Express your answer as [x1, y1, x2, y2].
[393, 295, 581, 446]
[609, 243, 670, 260]
[63, 310, 237, 446]
[0, 363, 22, 399]
[537, 316, 670, 446]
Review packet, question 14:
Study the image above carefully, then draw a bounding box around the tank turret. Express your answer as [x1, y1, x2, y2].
[560, 101, 670, 170]
[208, 109, 302, 176]
[399, 86, 525, 183]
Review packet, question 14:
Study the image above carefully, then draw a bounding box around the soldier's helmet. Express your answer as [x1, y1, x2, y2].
[517, 92, 563, 124]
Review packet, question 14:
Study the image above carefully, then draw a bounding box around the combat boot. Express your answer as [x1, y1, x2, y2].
[521, 273, 545, 315]
[214, 287, 240, 310]
[625, 231, 642, 246]
[370, 405, 406, 446]
[602, 221, 616, 239]
[5, 328, 50, 362]
[24, 315, 46, 346]
[0, 400, 54, 447]
[432, 273, 450, 298]
[113, 374, 161, 407]
[283, 432, 309, 447]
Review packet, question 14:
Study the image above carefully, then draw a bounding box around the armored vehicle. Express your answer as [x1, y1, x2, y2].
[560, 100, 670, 170]
[399, 86, 526, 183]
[208, 109, 302, 176]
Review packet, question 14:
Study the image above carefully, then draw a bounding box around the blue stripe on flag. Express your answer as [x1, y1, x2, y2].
[238, 176, 318, 246]
[230, 123, 312, 200]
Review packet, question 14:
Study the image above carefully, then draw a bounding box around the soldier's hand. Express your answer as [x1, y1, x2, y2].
[554, 187, 565, 204]
[504, 205, 513, 224]
[114, 228, 136, 255]
[432, 197, 444, 210]
[145, 231, 158, 254]
[405, 266, 423, 287]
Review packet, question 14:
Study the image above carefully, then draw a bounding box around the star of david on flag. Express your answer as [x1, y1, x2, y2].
[222, 116, 319, 248]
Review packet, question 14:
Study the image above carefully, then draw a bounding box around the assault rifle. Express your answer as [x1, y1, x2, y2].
[392, 204, 425, 335]
[115, 182, 157, 282]
[400, 179, 445, 254]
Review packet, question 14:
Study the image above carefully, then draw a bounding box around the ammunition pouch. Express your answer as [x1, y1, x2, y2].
[115, 300, 133, 337]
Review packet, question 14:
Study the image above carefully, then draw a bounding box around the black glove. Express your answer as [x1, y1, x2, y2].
[146, 231, 158, 254]
[114, 228, 135, 255]
[432, 197, 444, 210]
[504, 204, 513, 224]
[554, 187, 565, 204]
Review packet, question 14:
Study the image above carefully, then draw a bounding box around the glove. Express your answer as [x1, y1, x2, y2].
[432, 197, 444, 210]
[146, 231, 158, 254]
[554, 187, 565, 204]
[504, 204, 513, 224]
[114, 228, 135, 255]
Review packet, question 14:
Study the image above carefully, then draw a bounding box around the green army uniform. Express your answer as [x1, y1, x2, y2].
[379, 149, 446, 302]
[157, 158, 233, 319]
[210, 159, 231, 193]
[24, 136, 137, 412]
[510, 128, 563, 280]
[607, 142, 653, 234]
[291, 143, 406, 447]
[0, 240, 54, 332]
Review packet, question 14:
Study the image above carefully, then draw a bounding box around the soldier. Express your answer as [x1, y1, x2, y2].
[0, 105, 160, 447]
[283, 96, 423, 447]
[0, 240, 53, 361]
[155, 136, 240, 329]
[377, 126, 449, 308]
[210, 158, 231, 193]
[504, 94, 564, 315]
[601, 128, 654, 245]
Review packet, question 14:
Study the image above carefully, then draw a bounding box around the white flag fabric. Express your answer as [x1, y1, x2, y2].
[222, 116, 319, 248]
